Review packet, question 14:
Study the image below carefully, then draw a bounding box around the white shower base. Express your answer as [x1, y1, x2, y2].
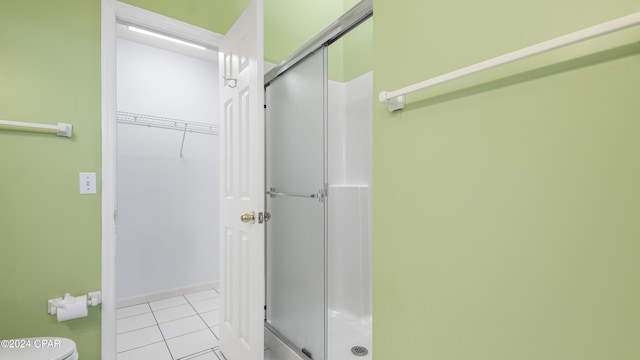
[265, 311, 372, 360]
[328, 311, 372, 360]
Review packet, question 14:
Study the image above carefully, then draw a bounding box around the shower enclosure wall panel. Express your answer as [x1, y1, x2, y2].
[328, 184, 370, 320]
[328, 73, 373, 187]
[327, 72, 373, 360]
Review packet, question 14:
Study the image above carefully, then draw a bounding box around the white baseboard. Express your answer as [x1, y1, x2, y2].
[117, 281, 219, 308]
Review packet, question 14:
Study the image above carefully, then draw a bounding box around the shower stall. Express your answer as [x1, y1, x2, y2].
[264, 2, 372, 359]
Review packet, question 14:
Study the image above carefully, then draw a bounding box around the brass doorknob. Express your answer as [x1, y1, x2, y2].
[240, 212, 256, 224]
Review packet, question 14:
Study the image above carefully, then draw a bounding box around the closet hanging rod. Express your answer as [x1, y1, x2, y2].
[379, 11, 640, 112]
[0, 120, 73, 137]
[116, 111, 219, 135]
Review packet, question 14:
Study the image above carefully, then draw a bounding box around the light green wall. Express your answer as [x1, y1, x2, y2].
[342, 16, 373, 82]
[264, 0, 344, 65]
[341, 0, 372, 81]
[0, 0, 101, 358]
[373, 1, 640, 360]
[327, 1, 373, 83]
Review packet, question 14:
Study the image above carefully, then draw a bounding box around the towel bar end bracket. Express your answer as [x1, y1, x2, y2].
[379, 91, 405, 112]
[57, 123, 73, 137]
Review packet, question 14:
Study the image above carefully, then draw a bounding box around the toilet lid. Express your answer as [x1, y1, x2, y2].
[0, 337, 77, 360]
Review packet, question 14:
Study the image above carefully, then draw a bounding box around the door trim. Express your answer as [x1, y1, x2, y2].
[100, 1, 223, 358]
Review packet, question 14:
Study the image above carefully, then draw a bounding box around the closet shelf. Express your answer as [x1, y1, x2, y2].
[116, 111, 219, 135]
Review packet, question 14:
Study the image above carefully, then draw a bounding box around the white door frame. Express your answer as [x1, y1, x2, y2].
[100, 1, 223, 358]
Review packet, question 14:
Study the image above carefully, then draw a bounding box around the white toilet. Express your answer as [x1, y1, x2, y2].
[0, 337, 78, 360]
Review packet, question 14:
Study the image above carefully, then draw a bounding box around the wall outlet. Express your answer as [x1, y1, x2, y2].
[79, 172, 96, 194]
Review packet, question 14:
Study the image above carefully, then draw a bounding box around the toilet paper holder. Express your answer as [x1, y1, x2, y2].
[48, 291, 102, 316]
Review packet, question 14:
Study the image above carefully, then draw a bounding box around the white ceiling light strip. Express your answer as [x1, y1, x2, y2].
[127, 26, 206, 50]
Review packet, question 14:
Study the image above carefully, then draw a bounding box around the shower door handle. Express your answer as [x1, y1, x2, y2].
[267, 187, 326, 202]
[267, 189, 316, 199]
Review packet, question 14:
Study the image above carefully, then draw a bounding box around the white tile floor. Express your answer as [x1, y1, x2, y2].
[117, 289, 224, 360]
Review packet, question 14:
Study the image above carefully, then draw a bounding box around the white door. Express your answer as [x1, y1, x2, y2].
[218, 0, 265, 359]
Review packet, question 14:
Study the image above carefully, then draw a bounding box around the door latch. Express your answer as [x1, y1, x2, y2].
[257, 212, 272, 224]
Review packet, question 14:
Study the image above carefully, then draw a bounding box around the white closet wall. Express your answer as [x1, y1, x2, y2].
[116, 38, 220, 301]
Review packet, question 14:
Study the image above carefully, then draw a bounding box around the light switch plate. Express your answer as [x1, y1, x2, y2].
[79, 172, 96, 194]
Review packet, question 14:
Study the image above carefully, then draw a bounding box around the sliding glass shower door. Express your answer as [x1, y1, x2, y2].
[266, 47, 327, 360]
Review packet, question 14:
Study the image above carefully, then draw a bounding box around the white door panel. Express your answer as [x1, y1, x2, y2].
[218, 1, 264, 359]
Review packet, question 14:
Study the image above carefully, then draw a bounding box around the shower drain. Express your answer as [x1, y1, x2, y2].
[351, 345, 369, 357]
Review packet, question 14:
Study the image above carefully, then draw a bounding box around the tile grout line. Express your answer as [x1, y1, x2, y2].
[116, 339, 166, 356]
[116, 303, 152, 320]
[150, 300, 193, 313]
[185, 293, 221, 341]
[179, 348, 217, 360]
[149, 299, 178, 360]
[116, 323, 158, 337]
[117, 312, 152, 321]
[165, 291, 217, 360]
[166, 327, 218, 342]
[153, 297, 203, 325]
[215, 348, 227, 360]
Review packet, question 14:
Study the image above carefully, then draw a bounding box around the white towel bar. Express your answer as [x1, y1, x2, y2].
[0, 120, 73, 137]
[379, 12, 640, 112]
